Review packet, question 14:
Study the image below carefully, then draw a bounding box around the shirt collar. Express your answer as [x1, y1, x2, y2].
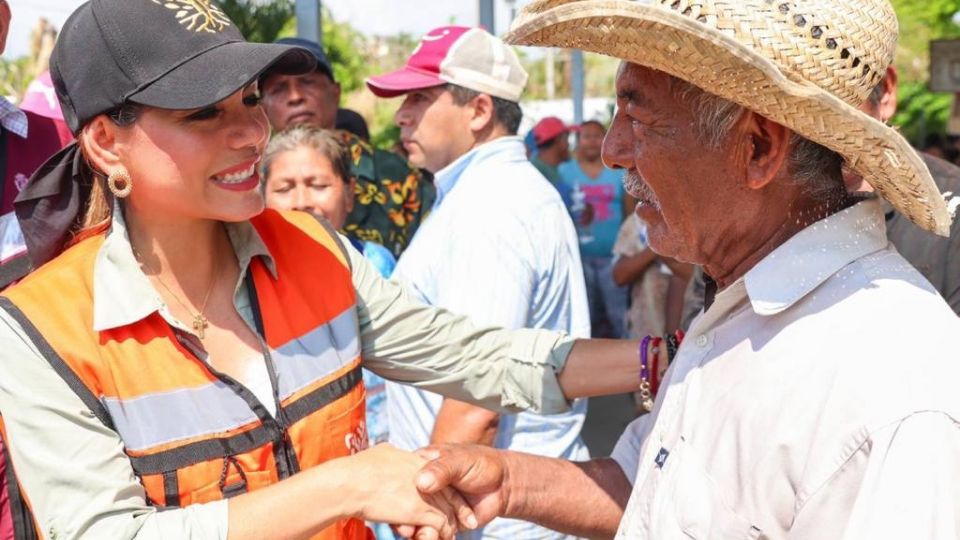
[92, 207, 277, 332]
[741, 197, 888, 316]
[0, 96, 28, 139]
[433, 136, 525, 207]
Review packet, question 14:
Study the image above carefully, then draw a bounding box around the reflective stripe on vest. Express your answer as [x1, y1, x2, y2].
[1, 210, 369, 540]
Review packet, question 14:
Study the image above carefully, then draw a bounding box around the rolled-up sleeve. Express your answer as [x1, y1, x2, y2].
[0, 310, 229, 540]
[346, 239, 575, 415]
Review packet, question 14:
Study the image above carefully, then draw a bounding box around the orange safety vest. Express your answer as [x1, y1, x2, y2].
[0, 210, 370, 539]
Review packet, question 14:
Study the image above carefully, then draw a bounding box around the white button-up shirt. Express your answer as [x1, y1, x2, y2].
[612, 198, 960, 539]
[388, 136, 591, 540]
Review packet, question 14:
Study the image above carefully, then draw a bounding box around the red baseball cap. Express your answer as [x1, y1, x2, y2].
[532, 117, 579, 145]
[367, 26, 527, 102]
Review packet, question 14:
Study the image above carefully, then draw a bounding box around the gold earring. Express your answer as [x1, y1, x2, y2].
[107, 168, 133, 198]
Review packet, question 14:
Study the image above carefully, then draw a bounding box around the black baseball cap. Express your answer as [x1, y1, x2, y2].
[273, 37, 336, 82]
[14, 0, 316, 271]
[52, 0, 316, 134]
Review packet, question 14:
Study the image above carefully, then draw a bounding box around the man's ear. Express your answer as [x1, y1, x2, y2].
[80, 115, 125, 175]
[332, 81, 342, 105]
[741, 112, 791, 191]
[467, 93, 496, 134]
[877, 66, 898, 123]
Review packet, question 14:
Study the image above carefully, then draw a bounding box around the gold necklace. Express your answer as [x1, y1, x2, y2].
[152, 274, 216, 339]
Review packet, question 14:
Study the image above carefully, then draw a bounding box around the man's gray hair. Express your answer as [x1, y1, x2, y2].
[672, 78, 844, 198]
[866, 80, 885, 109]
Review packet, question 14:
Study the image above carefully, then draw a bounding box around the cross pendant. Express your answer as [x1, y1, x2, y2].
[193, 314, 209, 339]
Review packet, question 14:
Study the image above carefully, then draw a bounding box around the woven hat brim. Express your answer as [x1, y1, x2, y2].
[506, 0, 952, 236]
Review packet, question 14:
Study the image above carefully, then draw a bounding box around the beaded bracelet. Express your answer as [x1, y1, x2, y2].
[638, 336, 654, 412]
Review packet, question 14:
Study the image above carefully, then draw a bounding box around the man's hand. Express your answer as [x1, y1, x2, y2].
[401, 446, 633, 540]
[392, 444, 508, 538]
[416, 445, 509, 527]
[342, 444, 478, 540]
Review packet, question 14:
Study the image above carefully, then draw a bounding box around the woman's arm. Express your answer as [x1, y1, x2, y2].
[349, 243, 642, 413]
[0, 312, 464, 540]
[611, 249, 658, 287]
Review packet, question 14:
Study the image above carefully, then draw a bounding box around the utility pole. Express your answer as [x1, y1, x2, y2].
[571, 49, 584, 123]
[479, 0, 495, 33]
[296, 0, 323, 46]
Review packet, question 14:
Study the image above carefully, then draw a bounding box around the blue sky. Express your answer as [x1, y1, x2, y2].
[4, 0, 530, 59]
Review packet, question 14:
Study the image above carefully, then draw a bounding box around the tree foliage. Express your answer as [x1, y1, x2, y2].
[889, 0, 960, 143]
[219, 0, 295, 44]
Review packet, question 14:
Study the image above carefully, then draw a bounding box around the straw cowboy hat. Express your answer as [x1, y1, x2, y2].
[505, 0, 954, 236]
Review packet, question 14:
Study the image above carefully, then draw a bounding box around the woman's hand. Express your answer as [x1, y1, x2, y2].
[340, 444, 477, 540]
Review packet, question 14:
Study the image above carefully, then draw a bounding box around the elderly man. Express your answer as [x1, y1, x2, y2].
[405, 1, 960, 539]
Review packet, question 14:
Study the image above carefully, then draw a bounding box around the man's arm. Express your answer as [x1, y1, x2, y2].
[432, 399, 499, 446]
[414, 445, 632, 539]
[611, 248, 658, 287]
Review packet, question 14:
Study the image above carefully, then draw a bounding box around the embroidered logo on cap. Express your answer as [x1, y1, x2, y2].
[150, 0, 231, 33]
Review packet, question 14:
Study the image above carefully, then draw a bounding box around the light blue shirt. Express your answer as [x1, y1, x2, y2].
[387, 137, 591, 540]
[558, 160, 625, 258]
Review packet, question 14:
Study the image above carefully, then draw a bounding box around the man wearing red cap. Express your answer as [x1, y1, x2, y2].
[530, 116, 576, 208]
[367, 25, 590, 540]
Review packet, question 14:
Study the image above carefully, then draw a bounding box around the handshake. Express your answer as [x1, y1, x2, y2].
[347, 443, 512, 540]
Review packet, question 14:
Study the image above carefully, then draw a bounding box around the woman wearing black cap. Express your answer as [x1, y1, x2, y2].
[0, 1, 645, 539]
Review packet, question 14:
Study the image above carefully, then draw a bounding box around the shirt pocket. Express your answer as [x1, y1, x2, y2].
[670, 439, 764, 540]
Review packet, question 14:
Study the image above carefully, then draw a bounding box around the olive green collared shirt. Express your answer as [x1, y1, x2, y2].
[0, 210, 575, 540]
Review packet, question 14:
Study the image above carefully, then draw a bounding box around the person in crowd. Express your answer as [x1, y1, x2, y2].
[366, 25, 591, 540]
[919, 133, 947, 160]
[0, 2, 73, 537]
[0, 2, 649, 539]
[334, 108, 370, 141]
[560, 120, 631, 338]
[530, 116, 576, 208]
[402, 0, 960, 538]
[260, 37, 434, 258]
[262, 125, 395, 538]
[849, 66, 960, 315]
[0, 10, 72, 289]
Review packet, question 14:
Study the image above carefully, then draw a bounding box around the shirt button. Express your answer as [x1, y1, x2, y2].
[695, 334, 708, 348]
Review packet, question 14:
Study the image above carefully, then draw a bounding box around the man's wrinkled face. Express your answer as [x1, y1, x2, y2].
[260, 70, 340, 131]
[601, 62, 743, 263]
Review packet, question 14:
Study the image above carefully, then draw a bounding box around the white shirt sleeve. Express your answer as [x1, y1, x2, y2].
[840, 411, 960, 540]
[611, 413, 654, 484]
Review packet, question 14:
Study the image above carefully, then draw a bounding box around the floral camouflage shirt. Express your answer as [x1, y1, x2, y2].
[339, 131, 435, 258]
